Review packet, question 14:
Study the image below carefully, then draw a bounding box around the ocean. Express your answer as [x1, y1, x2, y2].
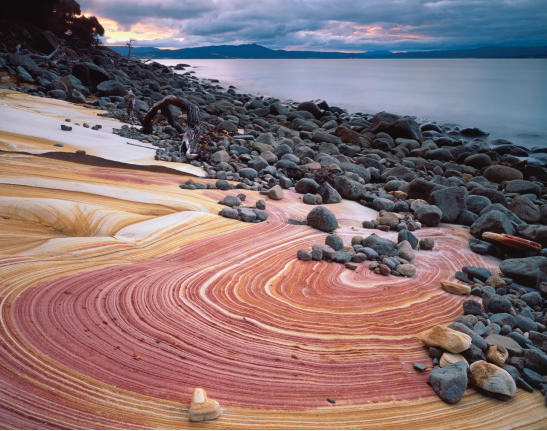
[157, 59, 547, 149]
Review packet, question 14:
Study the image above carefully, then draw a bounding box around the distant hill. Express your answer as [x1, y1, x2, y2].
[106, 43, 547, 59]
[108, 46, 164, 56]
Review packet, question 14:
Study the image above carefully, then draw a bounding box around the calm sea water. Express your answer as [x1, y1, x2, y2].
[158, 59, 547, 149]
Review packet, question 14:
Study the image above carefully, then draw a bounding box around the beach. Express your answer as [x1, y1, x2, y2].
[1, 46, 547, 429]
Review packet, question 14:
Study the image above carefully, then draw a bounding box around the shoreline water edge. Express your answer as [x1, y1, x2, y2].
[1, 45, 547, 422]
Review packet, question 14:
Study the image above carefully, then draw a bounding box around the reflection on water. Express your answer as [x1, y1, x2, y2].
[158, 59, 547, 149]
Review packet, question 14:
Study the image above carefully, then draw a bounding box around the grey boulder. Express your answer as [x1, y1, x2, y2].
[429, 361, 468, 404]
[430, 186, 468, 223]
[499, 256, 547, 289]
[307, 206, 338, 232]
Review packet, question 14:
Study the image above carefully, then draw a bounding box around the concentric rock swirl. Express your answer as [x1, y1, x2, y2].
[0, 153, 546, 429]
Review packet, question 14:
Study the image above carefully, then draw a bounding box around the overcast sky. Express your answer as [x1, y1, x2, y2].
[79, 0, 547, 51]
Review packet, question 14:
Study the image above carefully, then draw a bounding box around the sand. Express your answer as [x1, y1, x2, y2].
[0, 90, 546, 429]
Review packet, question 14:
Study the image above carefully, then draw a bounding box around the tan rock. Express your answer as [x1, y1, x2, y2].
[398, 240, 415, 261]
[485, 275, 506, 289]
[266, 185, 284, 200]
[441, 280, 471, 295]
[469, 361, 516, 397]
[380, 212, 399, 229]
[351, 236, 364, 246]
[188, 388, 221, 422]
[440, 352, 468, 368]
[420, 325, 472, 353]
[487, 345, 509, 367]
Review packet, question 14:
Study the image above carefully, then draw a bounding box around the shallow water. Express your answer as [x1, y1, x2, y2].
[158, 58, 547, 149]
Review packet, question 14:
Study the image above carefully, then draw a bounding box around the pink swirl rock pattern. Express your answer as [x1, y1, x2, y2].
[0, 153, 546, 429]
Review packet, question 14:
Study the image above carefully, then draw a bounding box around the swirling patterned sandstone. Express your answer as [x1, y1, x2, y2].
[0, 150, 546, 428]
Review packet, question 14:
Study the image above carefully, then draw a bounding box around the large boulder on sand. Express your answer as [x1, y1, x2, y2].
[307, 206, 338, 232]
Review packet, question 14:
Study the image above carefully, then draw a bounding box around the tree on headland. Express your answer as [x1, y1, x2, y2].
[2, 0, 104, 48]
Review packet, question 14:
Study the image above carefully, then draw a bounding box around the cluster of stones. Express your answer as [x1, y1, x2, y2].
[3, 46, 546, 239]
[60, 117, 102, 132]
[179, 179, 269, 223]
[416, 264, 547, 406]
[296, 228, 434, 277]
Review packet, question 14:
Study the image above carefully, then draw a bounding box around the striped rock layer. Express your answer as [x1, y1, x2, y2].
[0, 152, 546, 428]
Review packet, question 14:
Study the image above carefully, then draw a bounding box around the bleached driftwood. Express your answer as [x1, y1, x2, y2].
[128, 93, 202, 160]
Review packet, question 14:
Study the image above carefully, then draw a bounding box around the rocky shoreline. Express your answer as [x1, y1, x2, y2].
[1, 44, 547, 412]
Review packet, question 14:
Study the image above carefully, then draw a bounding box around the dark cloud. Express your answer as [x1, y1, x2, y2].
[79, 0, 547, 50]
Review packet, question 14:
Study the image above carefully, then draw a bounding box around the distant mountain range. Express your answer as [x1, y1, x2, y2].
[108, 44, 547, 59]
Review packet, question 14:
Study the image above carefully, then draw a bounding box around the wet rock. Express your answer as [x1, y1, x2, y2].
[515, 315, 538, 333]
[307, 206, 338, 232]
[523, 350, 547, 374]
[464, 153, 492, 169]
[420, 325, 472, 353]
[312, 244, 336, 260]
[482, 292, 513, 314]
[414, 204, 443, 227]
[295, 178, 320, 194]
[370, 112, 423, 141]
[463, 299, 482, 315]
[333, 176, 367, 200]
[499, 256, 547, 289]
[96, 80, 126, 97]
[518, 225, 547, 248]
[462, 266, 492, 282]
[362, 234, 398, 257]
[449, 322, 488, 351]
[325, 234, 344, 251]
[373, 198, 395, 212]
[469, 361, 516, 397]
[483, 165, 523, 183]
[470, 210, 516, 238]
[398, 230, 418, 249]
[429, 361, 468, 404]
[505, 180, 542, 198]
[522, 368, 546, 388]
[317, 182, 342, 204]
[430, 186, 468, 223]
[508, 195, 541, 224]
[466, 195, 492, 215]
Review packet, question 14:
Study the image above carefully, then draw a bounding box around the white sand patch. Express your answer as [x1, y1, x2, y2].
[0, 90, 205, 176]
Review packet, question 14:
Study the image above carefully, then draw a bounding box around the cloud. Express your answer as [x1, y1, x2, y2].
[78, 0, 547, 50]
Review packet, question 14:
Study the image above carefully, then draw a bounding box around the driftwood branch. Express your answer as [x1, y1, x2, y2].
[28, 45, 60, 60]
[130, 94, 202, 160]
